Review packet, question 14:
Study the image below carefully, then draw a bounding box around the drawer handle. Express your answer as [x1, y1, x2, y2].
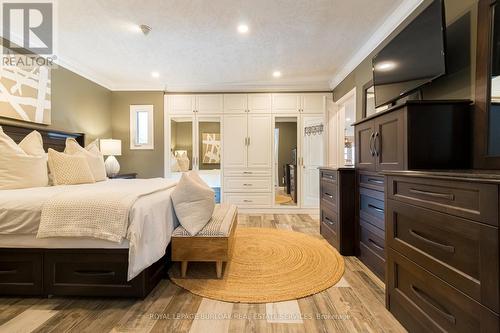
[0, 269, 17, 275]
[409, 229, 455, 253]
[243, 200, 253, 203]
[368, 204, 384, 213]
[243, 171, 253, 174]
[411, 285, 456, 325]
[324, 193, 334, 199]
[409, 188, 455, 201]
[243, 184, 253, 186]
[324, 217, 335, 226]
[368, 238, 384, 251]
[74, 270, 116, 277]
[367, 178, 383, 185]
[323, 175, 335, 180]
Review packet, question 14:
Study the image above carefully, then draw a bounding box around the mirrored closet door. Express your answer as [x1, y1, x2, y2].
[274, 117, 298, 207]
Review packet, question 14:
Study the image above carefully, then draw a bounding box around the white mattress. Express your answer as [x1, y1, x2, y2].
[0, 179, 179, 280]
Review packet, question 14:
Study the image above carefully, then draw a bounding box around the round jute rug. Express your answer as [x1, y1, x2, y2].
[168, 227, 344, 303]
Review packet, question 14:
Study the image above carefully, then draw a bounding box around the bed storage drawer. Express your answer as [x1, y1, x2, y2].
[0, 250, 43, 296]
[388, 249, 499, 333]
[43, 250, 162, 298]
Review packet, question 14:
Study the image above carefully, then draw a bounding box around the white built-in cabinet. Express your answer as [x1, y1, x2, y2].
[165, 92, 329, 210]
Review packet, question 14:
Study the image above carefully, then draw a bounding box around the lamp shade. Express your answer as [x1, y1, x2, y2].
[100, 139, 122, 156]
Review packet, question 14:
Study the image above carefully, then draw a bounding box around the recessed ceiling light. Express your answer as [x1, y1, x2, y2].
[151, 72, 160, 78]
[237, 24, 249, 34]
[273, 71, 282, 78]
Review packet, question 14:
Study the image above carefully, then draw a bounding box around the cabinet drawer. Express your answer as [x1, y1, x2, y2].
[387, 199, 499, 312]
[388, 249, 499, 333]
[0, 250, 42, 296]
[359, 187, 385, 231]
[359, 242, 385, 281]
[360, 220, 385, 259]
[320, 219, 338, 250]
[387, 176, 498, 226]
[224, 169, 272, 177]
[321, 207, 338, 233]
[320, 182, 337, 211]
[320, 170, 337, 184]
[359, 172, 385, 191]
[223, 193, 272, 207]
[224, 177, 271, 192]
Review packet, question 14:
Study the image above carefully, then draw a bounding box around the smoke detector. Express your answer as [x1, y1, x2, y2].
[140, 24, 152, 35]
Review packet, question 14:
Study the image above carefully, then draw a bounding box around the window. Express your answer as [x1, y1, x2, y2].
[130, 105, 154, 150]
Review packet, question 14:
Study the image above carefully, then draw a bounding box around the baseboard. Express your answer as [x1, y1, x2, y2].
[237, 207, 320, 215]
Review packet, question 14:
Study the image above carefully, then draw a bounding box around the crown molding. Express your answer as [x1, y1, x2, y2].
[329, 0, 424, 90]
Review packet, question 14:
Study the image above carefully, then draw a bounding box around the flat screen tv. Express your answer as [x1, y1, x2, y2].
[373, 0, 446, 108]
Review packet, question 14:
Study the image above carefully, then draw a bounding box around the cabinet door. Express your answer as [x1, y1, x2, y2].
[224, 94, 247, 113]
[196, 95, 223, 113]
[374, 109, 406, 171]
[247, 114, 272, 168]
[301, 115, 325, 208]
[167, 95, 194, 114]
[355, 120, 376, 171]
[272, 94, 300, 113]
[223, 114, 247, 169]
[301, 94, 326, 114]
[248, 94, 271, 113]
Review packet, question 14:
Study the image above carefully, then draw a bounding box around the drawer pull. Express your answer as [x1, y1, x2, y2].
[243, 171, 253, 174]
[243, 184, 253, 186]
[368, 204, 384, 213]
[409, 188, 455, 201]
[367, 178, 383, 185]
[324, 193, 334, 199]
[0, 269, 18, 275]
[409, 229, 455, 253]
[243, 200, 253, 203]
[411, 285, 456, 325]
[74, 270, 116, 277]
[368, 238, 384, 251]
[324, 217, 335, 226]
[323, 174, 335, 180]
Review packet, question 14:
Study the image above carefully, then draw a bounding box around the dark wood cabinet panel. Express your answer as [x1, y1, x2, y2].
[359, 172, 385, 192]
[359, 242, 385, 280]
[0, 250, 43, 296]
[374, 109, 406, 171]
[355, 121, 376, 171]
[387, 199, 499, 312]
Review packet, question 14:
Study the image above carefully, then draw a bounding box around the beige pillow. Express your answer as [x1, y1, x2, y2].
[65, 138, 107, 182]
[47, 149, 95, 185]
[0, 127, 49, 190]
[171, 173, 215, 236]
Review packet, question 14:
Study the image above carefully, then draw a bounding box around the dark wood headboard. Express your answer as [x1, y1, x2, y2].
[0, 124, 85, 152]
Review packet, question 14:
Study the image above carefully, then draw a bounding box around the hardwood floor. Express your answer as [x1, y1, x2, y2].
[0, 214, 405, 333]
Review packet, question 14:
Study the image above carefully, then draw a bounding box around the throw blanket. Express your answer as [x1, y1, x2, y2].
[37, 178, 176, 242]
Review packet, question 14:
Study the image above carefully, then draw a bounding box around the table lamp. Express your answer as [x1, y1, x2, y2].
[100, 139, 122, 177]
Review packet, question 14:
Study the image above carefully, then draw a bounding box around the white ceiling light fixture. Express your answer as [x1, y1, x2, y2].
[237, 24, 249, 34]
[272, 71, 282, 78]
[374, 61, 397, 72]
[151, 71, 160, 78]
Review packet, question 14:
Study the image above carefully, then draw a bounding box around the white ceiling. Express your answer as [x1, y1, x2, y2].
[55, 0, 422, 91]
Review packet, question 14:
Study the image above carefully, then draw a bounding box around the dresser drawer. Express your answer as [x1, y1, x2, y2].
[320, 170, 337, 184]
[321, 206, 338, 232]
[224, 169, 272, 177]
[223, 193, 272, 207]
[387, 176, 498, 226]
[388, 249, 499, 333]
[387, 199, 499, 312]
[320, 217, 338, 250]
[360, 220, 385, 259]
[0, 250, 43, 296]
[359, 187, 385, 231]
[320, 182, 337, 211]
[359, 172, 385, 191]
[223, 177, 272, 192]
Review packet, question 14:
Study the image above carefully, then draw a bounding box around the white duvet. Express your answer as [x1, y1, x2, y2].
[0, 179, 178, 280]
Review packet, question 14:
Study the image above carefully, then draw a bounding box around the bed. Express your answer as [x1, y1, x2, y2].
[0, 124, 176, 298]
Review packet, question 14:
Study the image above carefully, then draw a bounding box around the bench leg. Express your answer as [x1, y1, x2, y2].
[181, 261, 188, 278]
[216, 261, 223, 279]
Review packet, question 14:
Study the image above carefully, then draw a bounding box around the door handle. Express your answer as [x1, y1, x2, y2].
[374, 132, 380, 157]
[248, 137, 251, 145]
[410, 285, 456, 324]
[369, 132, 375, 156]
[409, 229, 455, 253]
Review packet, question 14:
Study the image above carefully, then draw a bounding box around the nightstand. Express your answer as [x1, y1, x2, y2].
[109, 173, 137, 179]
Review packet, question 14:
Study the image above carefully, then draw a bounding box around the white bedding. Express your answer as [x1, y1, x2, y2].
[0, 179, 179, 280]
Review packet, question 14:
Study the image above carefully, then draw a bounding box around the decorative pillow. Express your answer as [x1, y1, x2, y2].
[47, 149, 96, 185]
[64, 138, 107, 182]
[171, 173, 215, 236]
[0, 127, 49, 190]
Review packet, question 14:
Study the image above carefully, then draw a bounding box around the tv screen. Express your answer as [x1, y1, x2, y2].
[373, 0, 446, 108]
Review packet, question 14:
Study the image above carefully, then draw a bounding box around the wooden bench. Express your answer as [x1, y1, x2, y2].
[171, 204, 238, 278]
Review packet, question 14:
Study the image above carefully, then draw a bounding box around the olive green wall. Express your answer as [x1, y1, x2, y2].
[110, 91, 164, 178]
[333, 0, 478, 121]
[0, 66, 111, 145]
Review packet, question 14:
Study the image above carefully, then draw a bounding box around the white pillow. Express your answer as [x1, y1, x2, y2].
[0, 127, 49, 190]
[64, 138, 107, 182]
[171, 173, 215, 236]
[47, 148, 96, 185]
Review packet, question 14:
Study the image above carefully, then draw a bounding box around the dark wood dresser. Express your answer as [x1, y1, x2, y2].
[384, 171, 499, 332]
[353, 100, 472, 280]
[319, 167, 356, 255]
